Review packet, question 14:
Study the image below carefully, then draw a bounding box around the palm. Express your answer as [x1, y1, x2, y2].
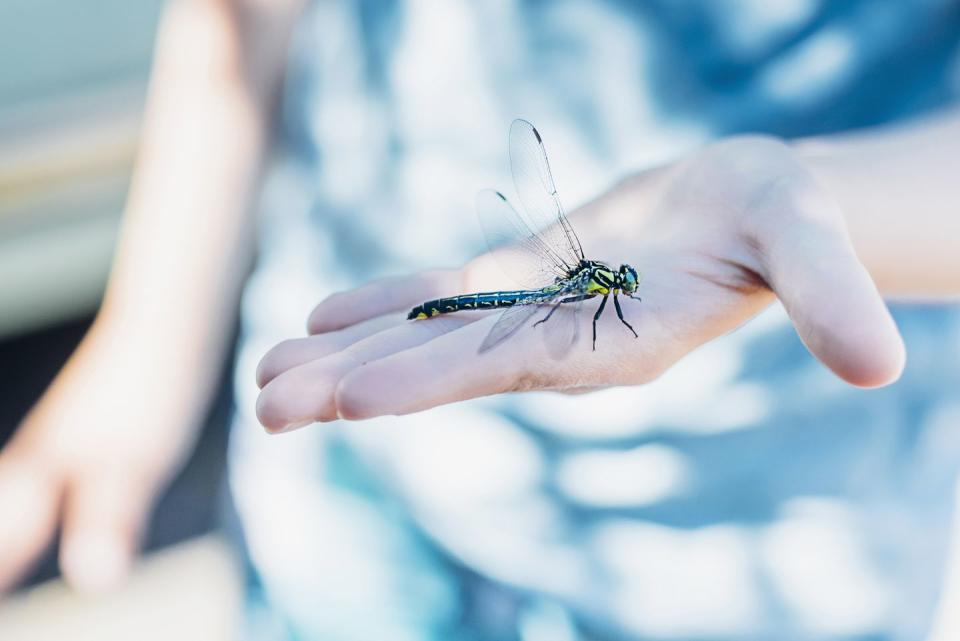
[256, 136, 903, 431]
[461, 186, 774, 384]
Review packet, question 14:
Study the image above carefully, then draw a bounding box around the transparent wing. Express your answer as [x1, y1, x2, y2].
[478, 303, 544, 353]
[477, 189, 570, 289]
[542, 297, 585, 360]
[477, 287, 585, 357]
[508, 119, 585, 267]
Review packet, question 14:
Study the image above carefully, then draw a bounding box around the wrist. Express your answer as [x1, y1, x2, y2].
[78, 308, 218, 426]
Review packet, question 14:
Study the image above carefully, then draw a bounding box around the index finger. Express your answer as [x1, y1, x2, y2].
[307, 269, 463, 334]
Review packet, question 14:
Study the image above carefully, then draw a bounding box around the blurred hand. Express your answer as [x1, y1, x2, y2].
[0, 321, 198, 594]
[255, 135, 905, 431]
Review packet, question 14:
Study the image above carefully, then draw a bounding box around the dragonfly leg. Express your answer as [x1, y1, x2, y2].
[534, 294, 593, 328]
[592, 294, 609, 350]
[533, 303, 562, 328]
[614, 295, 638, 338]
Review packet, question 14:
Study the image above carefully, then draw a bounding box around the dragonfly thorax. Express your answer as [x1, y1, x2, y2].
[581, 260, 641, 296]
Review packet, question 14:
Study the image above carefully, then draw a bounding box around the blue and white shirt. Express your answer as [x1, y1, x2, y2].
[229, 2, 960, 639]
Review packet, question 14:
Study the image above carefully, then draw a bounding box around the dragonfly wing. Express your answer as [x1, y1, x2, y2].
[478, 287, 586, 357]
[478, 302, 545, 354]
[477, 189, 570, 288]
[508, 119, 585, 268]
[542, 296, 585, 360]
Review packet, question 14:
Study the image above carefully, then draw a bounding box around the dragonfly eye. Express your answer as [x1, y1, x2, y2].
[619, 264, 640, 292]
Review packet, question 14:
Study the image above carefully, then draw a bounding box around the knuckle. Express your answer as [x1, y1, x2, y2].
[507, 368, 552, 393]
[678, 135, 843, 251]
[691, 134, 799, 195]
[659, 134, 807, 233]
[333, 375, 368, 421]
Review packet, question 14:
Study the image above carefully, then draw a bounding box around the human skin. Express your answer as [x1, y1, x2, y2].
[255, 110, 960, 429]
[0, 0, 303, 593]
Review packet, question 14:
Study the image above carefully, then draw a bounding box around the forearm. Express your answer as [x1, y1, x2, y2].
[94, 0, 301, 424]
[798, 106, 960, 297]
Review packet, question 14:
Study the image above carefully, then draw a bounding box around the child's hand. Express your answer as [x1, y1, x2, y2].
[256, 136, 904, 431]
[0, 323, 199, 593]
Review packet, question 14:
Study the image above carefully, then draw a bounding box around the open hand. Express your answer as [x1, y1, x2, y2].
[256, 136, 904, 431]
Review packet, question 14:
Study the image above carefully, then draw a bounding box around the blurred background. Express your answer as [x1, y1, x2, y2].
[3, 1, 960, 640]
[0, 1, 239, 638]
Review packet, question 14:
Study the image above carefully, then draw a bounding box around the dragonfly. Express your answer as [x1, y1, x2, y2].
[408, 119, 642, 354]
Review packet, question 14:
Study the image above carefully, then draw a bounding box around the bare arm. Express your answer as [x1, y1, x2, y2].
[89, 0, 304, 460]
[106, 0, 304, 362]
[0, 0, 303, 592]
[800, 106, 960, 297]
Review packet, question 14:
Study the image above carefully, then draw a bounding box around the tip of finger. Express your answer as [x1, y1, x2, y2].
[841, 332, 906, 388]
[60, 534, 130, 594]
[256, 372, 337, 433]
[255, 356, 274, 389]
[308, 289, 361, 334]
[306, 307, 340, 335]
[816, 312, 906, 388]
[255, 339, 307, 389]
[255, 386, 293, 433]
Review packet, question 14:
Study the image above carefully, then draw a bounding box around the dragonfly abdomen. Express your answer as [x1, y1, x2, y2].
[408, 290, 547, 320]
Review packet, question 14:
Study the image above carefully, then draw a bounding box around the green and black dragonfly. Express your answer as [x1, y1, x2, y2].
[408, 119, 642, 354]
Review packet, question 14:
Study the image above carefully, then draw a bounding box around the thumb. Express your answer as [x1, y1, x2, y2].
[59, 472, 153, 593]
[758, 193, 905, 388]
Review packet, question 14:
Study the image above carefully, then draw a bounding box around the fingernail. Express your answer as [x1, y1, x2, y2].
[277, 419, 313, 433]
[62, 534, 129, 594]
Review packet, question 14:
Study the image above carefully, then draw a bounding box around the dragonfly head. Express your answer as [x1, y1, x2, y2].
[618, 264, 641, 294]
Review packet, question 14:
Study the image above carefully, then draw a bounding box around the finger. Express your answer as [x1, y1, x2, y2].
[257, 312, 480, 431]
[307, 269, 463, 334]
[0, 453, 62, 593]
[333, 295, 675, 420]
[334, 314, 553, 420]
[59, 472, 153, 593]
[760, 205, 905, 388]
[257, 312, 406, 388]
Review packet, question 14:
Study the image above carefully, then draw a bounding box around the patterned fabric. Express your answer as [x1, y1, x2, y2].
[229, 1, 960, 639]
